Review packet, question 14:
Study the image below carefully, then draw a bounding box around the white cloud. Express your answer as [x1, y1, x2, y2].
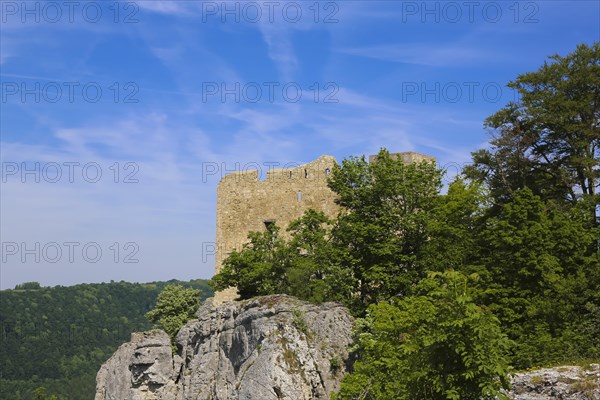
[257, 23, 299, 81]
[337, 43, 503, 67]
[0, 115, 218, 289]
[137, 1, 193, 16]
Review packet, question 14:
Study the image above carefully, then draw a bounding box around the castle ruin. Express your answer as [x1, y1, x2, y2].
[214, 152, 435, 304]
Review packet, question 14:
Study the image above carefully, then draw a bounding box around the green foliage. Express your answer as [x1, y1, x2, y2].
[423, 179, 600, 369]
[211, 224, 291, 298]
[285, 209, 335, 303]
[336, 271, 511, 400]
[455, 42, 600, 368]
[31, 387, 60, 400]
[419, 178, 488, 273]
[328, 149, 442, 313]
[291, 308, 310, 336]
[465, 42, 600, 223]
[14, 282, 42, 290]
[330, 356, 342, 375]
[211, 209, 336, 303]
[476, 188, 600, 368]
[145, 285, 201, 350]
[0, 279, 212, 400]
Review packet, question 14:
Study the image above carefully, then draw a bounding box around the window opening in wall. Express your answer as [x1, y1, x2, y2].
[289, 171, 293, 178]
[325, 168, 330, 176]
[264, 220, 276, 233]
[297, 191, 302, 201]
[304, 169, 308, 178]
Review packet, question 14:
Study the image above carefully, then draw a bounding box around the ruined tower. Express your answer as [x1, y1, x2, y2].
[213, 152, 435, 304]
[214, 156, 340, 303]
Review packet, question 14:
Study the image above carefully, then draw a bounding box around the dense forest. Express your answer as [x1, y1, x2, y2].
[0, 279, 212, 400]
[212, 43, 600, 399]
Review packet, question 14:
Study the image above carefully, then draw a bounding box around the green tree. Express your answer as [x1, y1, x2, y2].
[419, 178, 489, 274]
[211, 210, 336, 303]
[32, 387, 48, 400]
[336, 271, 511, 400]
[328, 149, 442, 313]
[14, 282, 42, 290]
[210, 224, 290, 298]
[466, 43, 599, 222]
[285, 209, 334, 302]
[460, 44, 600, 368]
[475, 188, 600, 367]
[31, 386, 60, 400]
[145, 285, 200, 350]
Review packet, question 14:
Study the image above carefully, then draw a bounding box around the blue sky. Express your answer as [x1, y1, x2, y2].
[1, 0, 598, 289]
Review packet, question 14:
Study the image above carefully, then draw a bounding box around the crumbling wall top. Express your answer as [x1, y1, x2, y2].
[218, 155, 336, 187]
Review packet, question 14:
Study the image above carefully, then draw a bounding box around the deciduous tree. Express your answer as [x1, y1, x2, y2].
[466, 42, 600, 224]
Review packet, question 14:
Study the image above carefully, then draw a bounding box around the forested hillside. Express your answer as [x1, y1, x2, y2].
[0, 279, 212, 400]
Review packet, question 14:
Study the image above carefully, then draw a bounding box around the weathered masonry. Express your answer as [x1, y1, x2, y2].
[213, 152, 435, 304]
[214, 156, 339, 303]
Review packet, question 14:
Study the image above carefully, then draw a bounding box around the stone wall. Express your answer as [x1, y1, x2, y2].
[214, 156, 340, 303]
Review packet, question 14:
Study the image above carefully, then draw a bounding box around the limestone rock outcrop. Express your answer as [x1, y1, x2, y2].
[95, 295, 354, 400]
[505, 364, 600, 400]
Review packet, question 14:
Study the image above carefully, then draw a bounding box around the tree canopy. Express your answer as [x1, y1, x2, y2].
[465, 42, 600, 224]
[335, 271, 512, 400]
[145, 284, 201, 351]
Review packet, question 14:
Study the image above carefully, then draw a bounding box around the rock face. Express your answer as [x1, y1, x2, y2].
[505, 364, 600, 400]
[95, 330, 180, 400]
[95, 295, 354, 400]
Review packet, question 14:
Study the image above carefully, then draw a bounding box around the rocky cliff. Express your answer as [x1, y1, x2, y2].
[505, 364, 600, 400]
[95, 294, 599, 400]
[95, 295, 354, 400]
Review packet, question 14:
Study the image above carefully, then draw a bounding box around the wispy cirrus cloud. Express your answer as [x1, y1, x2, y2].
[136, 1, 195, 16]
[257, 23, 299, 81]
[1, 114, 217, 288]
[337, 42, 504, 67]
